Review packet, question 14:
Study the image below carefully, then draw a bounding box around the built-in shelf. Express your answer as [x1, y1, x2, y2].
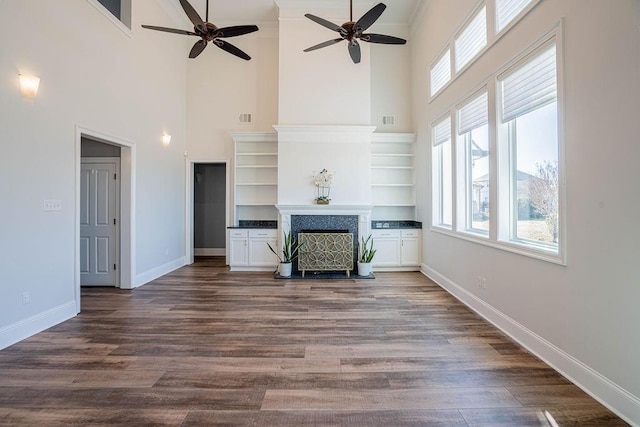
[370, 133, 417, 221]
[231, 133, 278, 224]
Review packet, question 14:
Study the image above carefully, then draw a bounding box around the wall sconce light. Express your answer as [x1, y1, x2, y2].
[19, 74, 40, 99]
[162, 133, 172, 146]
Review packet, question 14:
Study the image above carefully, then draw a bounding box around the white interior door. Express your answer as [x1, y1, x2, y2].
[80, 160, 119, 286]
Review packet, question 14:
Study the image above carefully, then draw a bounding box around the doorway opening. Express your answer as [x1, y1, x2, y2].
[75, 126, 135, 313]
[185, 160, 230, 265]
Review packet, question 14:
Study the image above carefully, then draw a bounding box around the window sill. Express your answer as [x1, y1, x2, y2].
[430, 226, 566, 266]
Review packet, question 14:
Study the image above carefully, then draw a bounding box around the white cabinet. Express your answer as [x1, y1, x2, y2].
[247, 229, 278, 267]
[229, 229, 278, 271]
[372, 229, 421, 271]
[229, 230, 249, 267]
[371, 230, 401, 267]
[400, 229, 421, 266]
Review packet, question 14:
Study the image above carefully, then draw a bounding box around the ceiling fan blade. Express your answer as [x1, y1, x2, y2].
[179, 0, 204, 27]
[304, 38, 343, 52]
[214, 39, 251, 61]
[141, 25, 197, 36]
[189, 40, 207, 58]
[355, 3, 386, 32]
[215, 25, 259, 38]
[348, 40, 361, 64]
[304, 14, 344, 33]
[361, 33, 407, 45]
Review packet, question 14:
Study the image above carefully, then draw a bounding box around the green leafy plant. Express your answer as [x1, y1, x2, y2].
[358, 234, 377, 263]
[267, 231, 302, 263]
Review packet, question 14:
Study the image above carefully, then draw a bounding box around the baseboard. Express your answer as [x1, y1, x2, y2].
[421, 264, 640, 426]
[194, 248, 225, 256]
[135, 256, 186, 288]
[0, 301, 77, 350]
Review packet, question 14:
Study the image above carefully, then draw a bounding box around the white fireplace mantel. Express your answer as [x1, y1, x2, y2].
[276, 204, 372, 241]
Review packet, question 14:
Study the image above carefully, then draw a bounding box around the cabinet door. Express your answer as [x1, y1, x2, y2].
[401, 238, 420, 266]
[372, 237, 401, 267]
[248, 238, 278, 267]
[229, 238, 248, 266]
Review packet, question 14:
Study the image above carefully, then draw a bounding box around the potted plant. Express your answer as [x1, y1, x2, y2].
[357, 234, 377, 276]
[267, 231, 302, 277]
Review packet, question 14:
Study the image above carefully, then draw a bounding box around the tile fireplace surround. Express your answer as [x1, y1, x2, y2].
[276, 205, 372, 275]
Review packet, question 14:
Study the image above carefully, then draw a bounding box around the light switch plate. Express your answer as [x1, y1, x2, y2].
[44, 199, 62, 211]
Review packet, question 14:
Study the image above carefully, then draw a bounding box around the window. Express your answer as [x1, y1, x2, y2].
[87, 0, 132, 31]
[430, 49, 451, 97]
[458, 90, 489, 234]
[455, 6, 487, 72]
[432, 116, 453, 228]
[496, 0, 533, 33]
[499, 43, 559, 252]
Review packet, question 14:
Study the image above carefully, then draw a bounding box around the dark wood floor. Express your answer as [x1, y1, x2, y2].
[0, 257, 627, 426]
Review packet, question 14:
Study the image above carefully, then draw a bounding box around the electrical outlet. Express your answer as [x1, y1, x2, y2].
[481, 277, 487, 289]
[477, 276, 483, 288]
[22, 292, 30, 305]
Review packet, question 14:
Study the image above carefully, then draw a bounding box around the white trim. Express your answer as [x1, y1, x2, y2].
[0, 301, 76, 351]
[194, 248, 226, 256]
[421, 265, 640, 426]
[135, 257, 186, 288]
[84, 0, 132, 36]
[76, 125, 136, 306]
[185, 159, 231, 266]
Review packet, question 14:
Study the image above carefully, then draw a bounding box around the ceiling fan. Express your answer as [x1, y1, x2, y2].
[303, 1, 407, 64]
[142, 0, 259, 60]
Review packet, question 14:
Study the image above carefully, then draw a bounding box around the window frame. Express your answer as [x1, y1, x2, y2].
[456, 88, 490, 236]
[431, 114, 454, 230]
[428, 0, 544, 103]
[86, 0, 133, 36]
[430, 23, 566, 265]
[454, 5, 488, 73]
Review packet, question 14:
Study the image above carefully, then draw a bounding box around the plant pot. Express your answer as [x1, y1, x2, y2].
[316, 199, 329, 205]
[357, 261, 372, 277]
[278, 262, 292, 277]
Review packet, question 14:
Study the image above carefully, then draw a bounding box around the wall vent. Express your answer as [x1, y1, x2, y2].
[239, 113, 252, 123]
[382, 115, 396, 126]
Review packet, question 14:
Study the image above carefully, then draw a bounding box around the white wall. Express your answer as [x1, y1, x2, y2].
[0, 0, 188, 348]
[371, 26, 412, 133]
[277, 4, 371, 125]
[185, 31, 279, 161]
[412, 0, 640, 423]
[275, 126, 374, 205]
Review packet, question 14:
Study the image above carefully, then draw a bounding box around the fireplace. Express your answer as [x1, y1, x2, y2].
[298, 230, 354, 277]
[276, 205, 372, 276]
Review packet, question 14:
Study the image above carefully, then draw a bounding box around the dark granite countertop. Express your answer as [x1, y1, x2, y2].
[371, 220, 422, 229]
[228, 220, 277, 229]
[228, 220, 422, 229]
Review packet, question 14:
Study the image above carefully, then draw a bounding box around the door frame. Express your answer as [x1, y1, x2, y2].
[80, 157, 121, 287]
[185, 158, 231, 265]
[75, 125, 136, 313]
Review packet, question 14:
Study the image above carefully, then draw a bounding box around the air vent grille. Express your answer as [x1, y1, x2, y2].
[382, 115, 396, 126]
[239, 113, 252, 123]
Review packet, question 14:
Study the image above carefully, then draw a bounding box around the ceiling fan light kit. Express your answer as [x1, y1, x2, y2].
[142, 0, 259, 60]
[303, 0, 407, 64]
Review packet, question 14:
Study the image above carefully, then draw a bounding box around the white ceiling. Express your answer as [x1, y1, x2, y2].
[187, 0, 422, 26]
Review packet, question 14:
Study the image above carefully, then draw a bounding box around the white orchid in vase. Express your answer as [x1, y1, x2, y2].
[313, 169, 334, 204]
